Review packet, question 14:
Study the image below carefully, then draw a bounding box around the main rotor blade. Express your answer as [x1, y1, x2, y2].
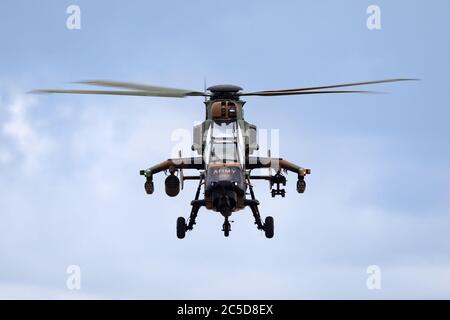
[29, 89, 192, 97]
[76, 80, 207, 97]
[240, 90, 379, 97]
[245, 78, 417, 95]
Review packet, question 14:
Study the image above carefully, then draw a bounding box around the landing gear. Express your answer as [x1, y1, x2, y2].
[246, 177, 275, 239]
[176, 217, 186, 239]
[264, 216, 274, 239]
[176, 175, 205, 239]
[222, 216, 231, 237]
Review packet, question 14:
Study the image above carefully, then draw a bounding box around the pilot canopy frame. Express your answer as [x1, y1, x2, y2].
[204, 121, 246, 168]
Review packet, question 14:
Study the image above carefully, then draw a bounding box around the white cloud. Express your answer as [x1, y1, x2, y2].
[1, 93, 53, 172]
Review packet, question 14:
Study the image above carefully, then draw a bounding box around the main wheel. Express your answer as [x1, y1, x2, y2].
[177, 217, 186, 239]
[264, 216, 274, 239]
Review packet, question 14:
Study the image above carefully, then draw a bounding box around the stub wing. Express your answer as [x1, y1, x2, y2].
[140, 157, 204, 178]
[247, 157, 310, 196]
[246, 157, 310, 177]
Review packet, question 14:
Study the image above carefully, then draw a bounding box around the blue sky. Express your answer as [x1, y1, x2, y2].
[0, 0, 449, 299]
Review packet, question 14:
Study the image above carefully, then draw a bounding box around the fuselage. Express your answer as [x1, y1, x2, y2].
[197, 98, 255, 216]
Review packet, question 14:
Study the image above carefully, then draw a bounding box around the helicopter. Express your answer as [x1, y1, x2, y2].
[31, 78, 416, 238]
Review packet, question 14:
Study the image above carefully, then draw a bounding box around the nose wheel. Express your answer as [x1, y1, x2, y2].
[222, 216, 231, 237]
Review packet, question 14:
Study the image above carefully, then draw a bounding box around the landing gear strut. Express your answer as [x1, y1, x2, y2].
[222, 216, 231, 237]
[176, 174, 204, 239]
[246, 177, 275, 239]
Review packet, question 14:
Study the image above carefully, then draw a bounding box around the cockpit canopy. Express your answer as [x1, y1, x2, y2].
[205, 122, 245, 167]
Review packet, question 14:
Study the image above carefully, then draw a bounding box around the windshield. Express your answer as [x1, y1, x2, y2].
[210, 142, 239, 163]
[206, 122, 243, 165]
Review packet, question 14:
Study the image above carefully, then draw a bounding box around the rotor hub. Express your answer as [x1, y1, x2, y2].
[207, 84, 243, 100]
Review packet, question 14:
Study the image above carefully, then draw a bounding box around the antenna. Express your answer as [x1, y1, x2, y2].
[203, 78, 207, 102]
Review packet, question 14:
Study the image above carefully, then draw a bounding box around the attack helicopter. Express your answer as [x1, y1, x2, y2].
[32, 78, 415, 238]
